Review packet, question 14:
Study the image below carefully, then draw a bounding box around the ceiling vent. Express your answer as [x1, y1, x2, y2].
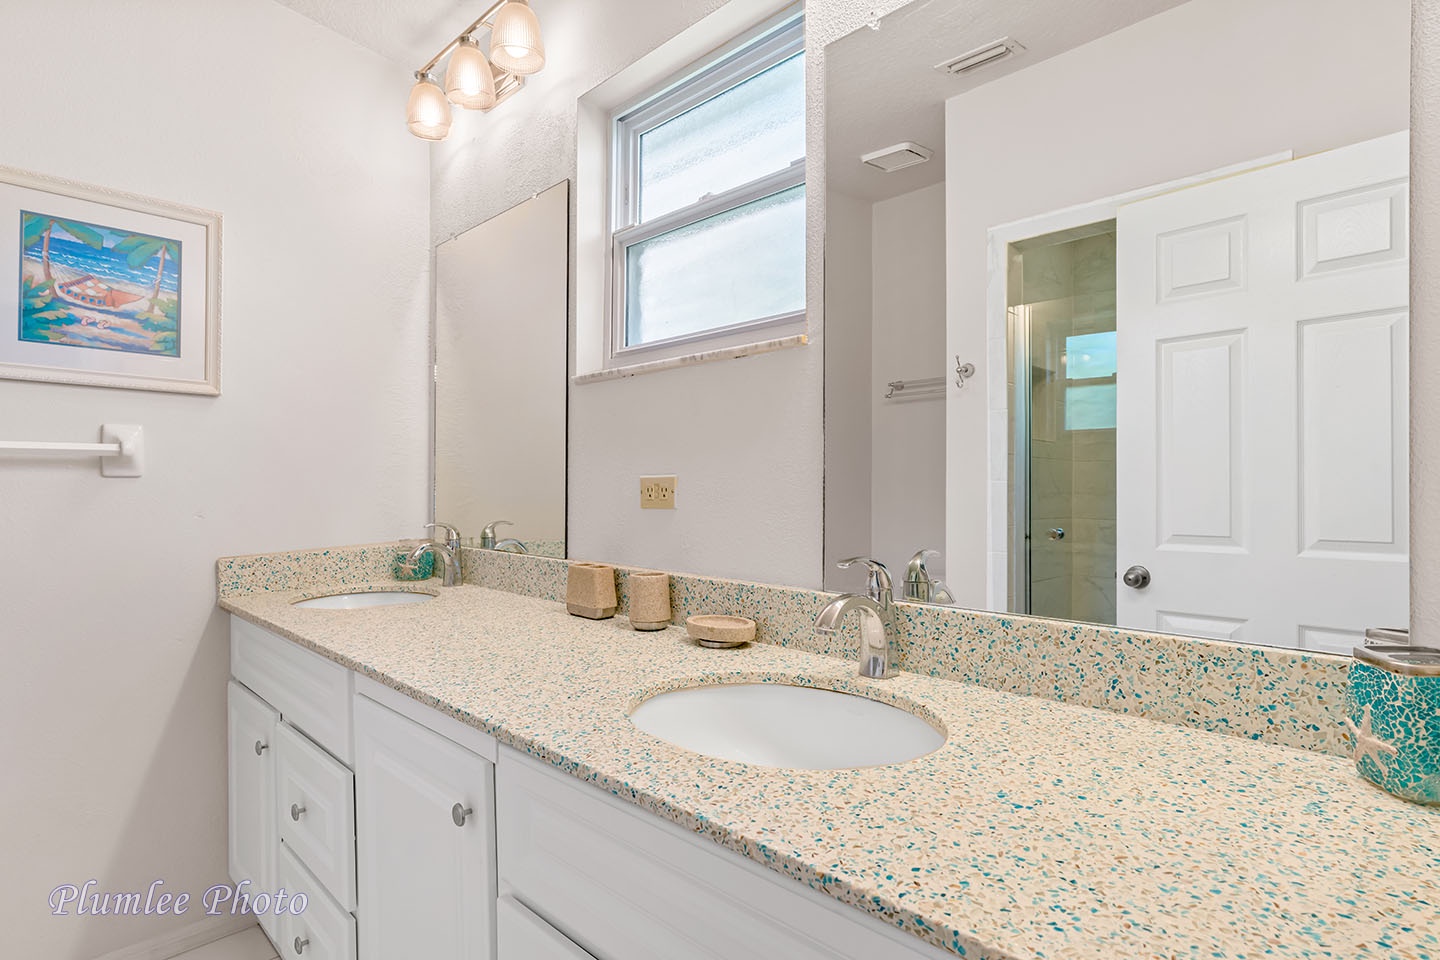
[861, 142, 933, 173]
[935, 37, 1023, 75]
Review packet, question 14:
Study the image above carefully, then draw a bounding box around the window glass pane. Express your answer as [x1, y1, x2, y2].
[638, 53, 804, 222]
[626, 185, 805, 346]
[1065, 383, 1117, 431]
[1065, 331, 1117, 380]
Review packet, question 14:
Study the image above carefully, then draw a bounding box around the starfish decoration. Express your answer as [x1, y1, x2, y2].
[1344, 704, 1399, 774]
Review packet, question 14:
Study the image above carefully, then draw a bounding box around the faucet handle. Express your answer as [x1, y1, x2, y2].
[426, 521, 461, 545]
[481, 520, 512, 537]
[836, 557, 893, 602]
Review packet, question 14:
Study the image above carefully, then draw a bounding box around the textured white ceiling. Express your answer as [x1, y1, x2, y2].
[271, 0, 486, 67]
[825, 0, 1186, 204]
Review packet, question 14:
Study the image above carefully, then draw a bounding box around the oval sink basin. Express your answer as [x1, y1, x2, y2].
[293, 591, 435, 610]
[629, 683, 944, 769]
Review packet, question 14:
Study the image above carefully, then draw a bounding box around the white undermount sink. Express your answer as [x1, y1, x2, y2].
[292, 591, 435, 610]
[629, 683, 945, 769]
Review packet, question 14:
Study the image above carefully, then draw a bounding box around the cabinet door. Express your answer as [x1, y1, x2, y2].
[497, 896, 596, 960]
[354, 694, 497, 960]
[228, 681, 279, 941]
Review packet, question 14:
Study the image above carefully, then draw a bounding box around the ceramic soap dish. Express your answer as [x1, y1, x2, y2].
[686, 615, 756, 648]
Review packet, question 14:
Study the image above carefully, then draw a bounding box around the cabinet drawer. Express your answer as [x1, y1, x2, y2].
[498, 896, 596, 960]
[232, 616, 353, 763]
[276, 843, 357, 960]
[276, 722, 356, 911]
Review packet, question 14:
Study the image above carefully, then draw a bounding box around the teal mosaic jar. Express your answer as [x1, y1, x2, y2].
[1346, 638, 1440, 807]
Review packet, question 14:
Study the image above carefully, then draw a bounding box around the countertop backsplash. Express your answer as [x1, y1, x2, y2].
[218, 541, 1352, 757]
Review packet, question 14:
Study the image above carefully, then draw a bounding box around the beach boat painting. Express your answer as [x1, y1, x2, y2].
[20, 211, 181, 357]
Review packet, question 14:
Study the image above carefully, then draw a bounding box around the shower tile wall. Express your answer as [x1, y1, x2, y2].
[1016, 231, 1118, 625]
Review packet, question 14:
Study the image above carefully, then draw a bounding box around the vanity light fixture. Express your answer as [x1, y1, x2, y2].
[935, 37, 1023, 75]
[407, 0, 546, 141]
[861, 142, 934, 173]
[445, 37, 497, 110]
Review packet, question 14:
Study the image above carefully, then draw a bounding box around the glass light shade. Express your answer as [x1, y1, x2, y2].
[406, 75, 452, 140]
[445, 38, 496, 110]
[488, 1, 545, 76]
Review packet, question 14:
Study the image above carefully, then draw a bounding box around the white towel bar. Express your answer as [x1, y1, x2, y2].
[0, 424, 144, 477]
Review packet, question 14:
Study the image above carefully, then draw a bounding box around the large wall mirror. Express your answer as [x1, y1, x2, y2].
[434, 181, 570, 558]
[824, 0, 1411, 653]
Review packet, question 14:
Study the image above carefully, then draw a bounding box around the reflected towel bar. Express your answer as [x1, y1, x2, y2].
[884, 377, 946, 399]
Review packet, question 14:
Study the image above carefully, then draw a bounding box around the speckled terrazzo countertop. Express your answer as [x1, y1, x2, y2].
[221, 582, 1439, 960]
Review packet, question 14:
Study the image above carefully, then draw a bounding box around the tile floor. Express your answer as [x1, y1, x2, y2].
[174, 925, 276, 960]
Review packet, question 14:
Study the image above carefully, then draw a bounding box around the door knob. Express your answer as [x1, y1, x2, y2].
[1048, 528, 1065, 541]
[1122, 565, 1151, 589]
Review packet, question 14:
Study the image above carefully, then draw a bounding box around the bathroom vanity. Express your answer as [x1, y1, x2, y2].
[220, 555, 1439, 960]
[226, 603, 952, 960]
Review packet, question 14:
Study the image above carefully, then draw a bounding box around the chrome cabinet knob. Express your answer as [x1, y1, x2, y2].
[1048, 528, 1065, 541]
[254, 740, 268, 756]
[1122, 565, 1151, 589]
[290, 803, 307, 822]
[452, 803, 473, 827]
[293, 936, 309, 955]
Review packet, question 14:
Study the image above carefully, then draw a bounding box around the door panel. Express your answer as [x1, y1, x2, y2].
[354, 694, 496, 960]
[228, 681, 278, 941]
[1116, 131, 1409, 652]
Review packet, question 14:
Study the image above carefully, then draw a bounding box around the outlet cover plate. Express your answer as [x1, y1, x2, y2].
[640, 476, 676, 510]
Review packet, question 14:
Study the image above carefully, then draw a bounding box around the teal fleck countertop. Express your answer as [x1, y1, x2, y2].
[220, 582, 1439, 960]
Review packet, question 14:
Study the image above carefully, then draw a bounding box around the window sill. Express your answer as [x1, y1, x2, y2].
[572, 333, 808, 385]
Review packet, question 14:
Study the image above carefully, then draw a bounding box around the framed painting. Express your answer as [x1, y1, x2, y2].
[0, 166, 221, 395]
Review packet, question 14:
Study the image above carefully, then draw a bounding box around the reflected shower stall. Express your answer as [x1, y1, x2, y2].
[1007, 223, 1118, 623]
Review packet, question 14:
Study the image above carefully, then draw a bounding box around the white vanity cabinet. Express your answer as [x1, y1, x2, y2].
[229, 614, 950, 960]
[353, 691, 498, 959]
[228, 615, 500, 960]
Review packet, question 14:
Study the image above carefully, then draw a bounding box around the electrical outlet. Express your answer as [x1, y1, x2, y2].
[640, 476, 676, 510]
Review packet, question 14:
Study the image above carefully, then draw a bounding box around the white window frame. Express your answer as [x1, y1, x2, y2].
[604, 9, 805, 368]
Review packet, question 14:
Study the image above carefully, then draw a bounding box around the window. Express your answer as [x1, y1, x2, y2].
[608, 11, 805, 364]
[1063, 331, 1117, 431]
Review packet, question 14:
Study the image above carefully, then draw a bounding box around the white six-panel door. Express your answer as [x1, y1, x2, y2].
[1115, 131, 1409, 651]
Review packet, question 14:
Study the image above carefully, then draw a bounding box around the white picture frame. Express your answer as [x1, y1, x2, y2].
[0, 165, 221, 395]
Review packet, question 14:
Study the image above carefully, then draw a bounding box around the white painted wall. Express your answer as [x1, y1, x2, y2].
[870, 183, 947, 586]
[943, 0, 1411, 606]
[822, 191, 873, 593]
[0, 2, 430, 957]
[430, 0, 919, 588]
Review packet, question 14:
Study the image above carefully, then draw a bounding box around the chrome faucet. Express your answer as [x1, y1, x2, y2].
[492, 538, 528, 554]
[479, 519, 513, 550]
[404, 521, 463, 586]
[814, 557, 897, 679]
[903, 549, 955, 605]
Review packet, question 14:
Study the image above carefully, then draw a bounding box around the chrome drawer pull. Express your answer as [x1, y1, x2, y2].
[254, 740, 268, 756]
[290, 802, 307, 822]
[293, 936, 310, 955]
[452, 803, 473, 827]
